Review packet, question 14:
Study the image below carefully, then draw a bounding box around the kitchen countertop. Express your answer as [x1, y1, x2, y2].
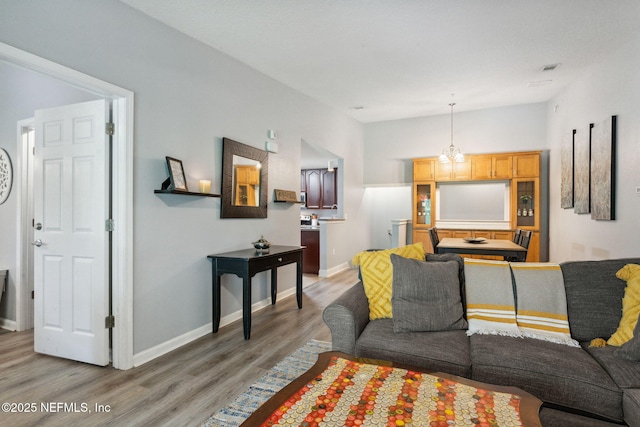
[301, 225, 320, 230]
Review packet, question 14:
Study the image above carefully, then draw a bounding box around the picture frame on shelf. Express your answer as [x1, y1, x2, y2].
[165, 156, 188, 191]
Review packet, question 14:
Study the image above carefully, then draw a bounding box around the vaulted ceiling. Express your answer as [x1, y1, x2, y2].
[121, 0, 639, 123]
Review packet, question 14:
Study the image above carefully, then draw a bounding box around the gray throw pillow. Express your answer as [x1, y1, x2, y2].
[391, 254, 467, 333]
[614, 314, 640, 362]
[426, 253, 466, 311]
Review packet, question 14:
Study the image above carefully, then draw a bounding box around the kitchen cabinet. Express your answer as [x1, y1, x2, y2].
[303, 169, 321, 209]
[301, 229, 319, 274]
[471, 154, 512, 180]
[301, 168, 337, 210]
[451, 230, 473, 238]
[321, 169, 337, 209]
[513, 154, 540, 178]
[413, 229, 433, 253]
[300, 171, 307, 192]
[434, 158, 472, 181]
[413, 159, 435, 181]
[412, 151, 544, 261]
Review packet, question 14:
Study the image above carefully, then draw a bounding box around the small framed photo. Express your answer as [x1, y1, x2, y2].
[166, 156, 188, 191]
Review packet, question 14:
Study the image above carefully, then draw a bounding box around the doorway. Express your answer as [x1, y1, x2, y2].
[2, 41, 134, 369]
[16, 120, 34, 331]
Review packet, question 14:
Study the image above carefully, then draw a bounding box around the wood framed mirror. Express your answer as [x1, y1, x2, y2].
[221, 137, 268, 218]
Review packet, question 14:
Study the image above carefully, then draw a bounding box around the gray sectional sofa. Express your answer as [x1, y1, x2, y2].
[323, 256, 640, 426]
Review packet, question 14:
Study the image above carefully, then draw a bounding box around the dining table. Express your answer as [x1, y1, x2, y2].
[436, 237, 527, 260]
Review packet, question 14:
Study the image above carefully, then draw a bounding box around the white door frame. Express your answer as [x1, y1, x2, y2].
[16, 119, 35, 331]
[2, 41, 134, 370]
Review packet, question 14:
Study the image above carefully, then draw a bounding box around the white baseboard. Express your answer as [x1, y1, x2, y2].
[319, 262, 349, 278]
[0, 317, 17, 331]
[132, 286, 298, 367]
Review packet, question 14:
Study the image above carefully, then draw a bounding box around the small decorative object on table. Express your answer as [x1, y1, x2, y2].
[252, 236, 271, 254]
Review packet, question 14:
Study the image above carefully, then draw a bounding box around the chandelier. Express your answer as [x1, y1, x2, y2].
[438, 102, 465, 163]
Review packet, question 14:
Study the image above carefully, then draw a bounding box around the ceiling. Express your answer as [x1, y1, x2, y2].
[120, 0, 639, 123]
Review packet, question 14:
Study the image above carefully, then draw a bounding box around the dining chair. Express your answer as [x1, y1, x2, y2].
[513, 229, 522, 244]
[514, 230, 532, 262]
[428, 227, 439, 253]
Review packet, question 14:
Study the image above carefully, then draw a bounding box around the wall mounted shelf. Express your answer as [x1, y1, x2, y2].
[154, 189, 221, 198]
[274, 189, 304, 203]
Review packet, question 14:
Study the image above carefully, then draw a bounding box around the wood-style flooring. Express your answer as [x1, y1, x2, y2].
[0, 269, 358, 427]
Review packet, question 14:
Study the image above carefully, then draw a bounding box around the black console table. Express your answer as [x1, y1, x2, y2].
[207, 245, 303, 340]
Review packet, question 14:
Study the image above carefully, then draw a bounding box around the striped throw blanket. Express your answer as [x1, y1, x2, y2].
[464, 259, 522, 338]
[510, 263, 579, 347]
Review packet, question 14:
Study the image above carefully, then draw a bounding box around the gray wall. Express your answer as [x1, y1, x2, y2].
[363, 103, 549, 186]
[0, 0, 368, 355]
[546, 35, 640, 261]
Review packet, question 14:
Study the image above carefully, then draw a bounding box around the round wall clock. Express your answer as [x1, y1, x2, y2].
[0, 148, 13, 205]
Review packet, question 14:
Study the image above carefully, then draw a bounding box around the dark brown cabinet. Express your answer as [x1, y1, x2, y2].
[301, 230, 320, 274]
[321, 169, 337, 209]
[304, 169, 322, 208]
[301, 168, 337, 210]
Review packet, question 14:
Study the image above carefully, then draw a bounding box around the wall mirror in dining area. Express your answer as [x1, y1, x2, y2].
[221, 137, 268, 218]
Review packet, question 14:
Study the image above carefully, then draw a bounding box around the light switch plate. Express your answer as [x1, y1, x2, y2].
[265, 141, 279, 153]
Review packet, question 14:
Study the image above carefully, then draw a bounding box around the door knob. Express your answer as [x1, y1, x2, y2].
[32, 239, 43, 247]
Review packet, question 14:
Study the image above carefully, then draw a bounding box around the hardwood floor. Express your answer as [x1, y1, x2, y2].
[0, 268, 358, 427]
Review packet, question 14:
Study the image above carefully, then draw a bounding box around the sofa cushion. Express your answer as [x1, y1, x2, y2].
[470, 334, 623, 422]
[561, 258, 640, 342]
[623, 389, 640, 427]
[356, 318, 471, 378]
[352, 243, 426, 320]
[539, 407, 623, 427]
[614, 312, 640, 362]
[584, 342, 640, 389]
[608, 264, 640, 346]
[390, 255, 467, 333]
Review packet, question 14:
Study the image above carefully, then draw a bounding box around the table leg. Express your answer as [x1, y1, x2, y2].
[243, 276, 251, 340]
[212, 270, 221, 334]
[296, 252, 303, 309]
[271, 268, 277, 305]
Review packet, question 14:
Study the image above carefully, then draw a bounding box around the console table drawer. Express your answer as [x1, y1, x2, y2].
[250, 250, 299, 273]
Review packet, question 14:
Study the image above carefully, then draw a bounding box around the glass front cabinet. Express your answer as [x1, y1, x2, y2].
[413, 182, 435, 228]
[412, 181, 435, 252]
[512, 178, 539, 230]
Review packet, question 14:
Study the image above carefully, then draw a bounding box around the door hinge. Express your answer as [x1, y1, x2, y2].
[105, 315, 115, 329]
[105, 218, 115, 232]
[32, 290, 34, 299]
[105, 122, 115, 136]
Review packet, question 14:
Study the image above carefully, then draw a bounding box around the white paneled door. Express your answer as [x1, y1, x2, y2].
[33, 100, 110, 366]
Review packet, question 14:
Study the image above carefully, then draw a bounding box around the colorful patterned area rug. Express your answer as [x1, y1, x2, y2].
[203, 339, 332, 427]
